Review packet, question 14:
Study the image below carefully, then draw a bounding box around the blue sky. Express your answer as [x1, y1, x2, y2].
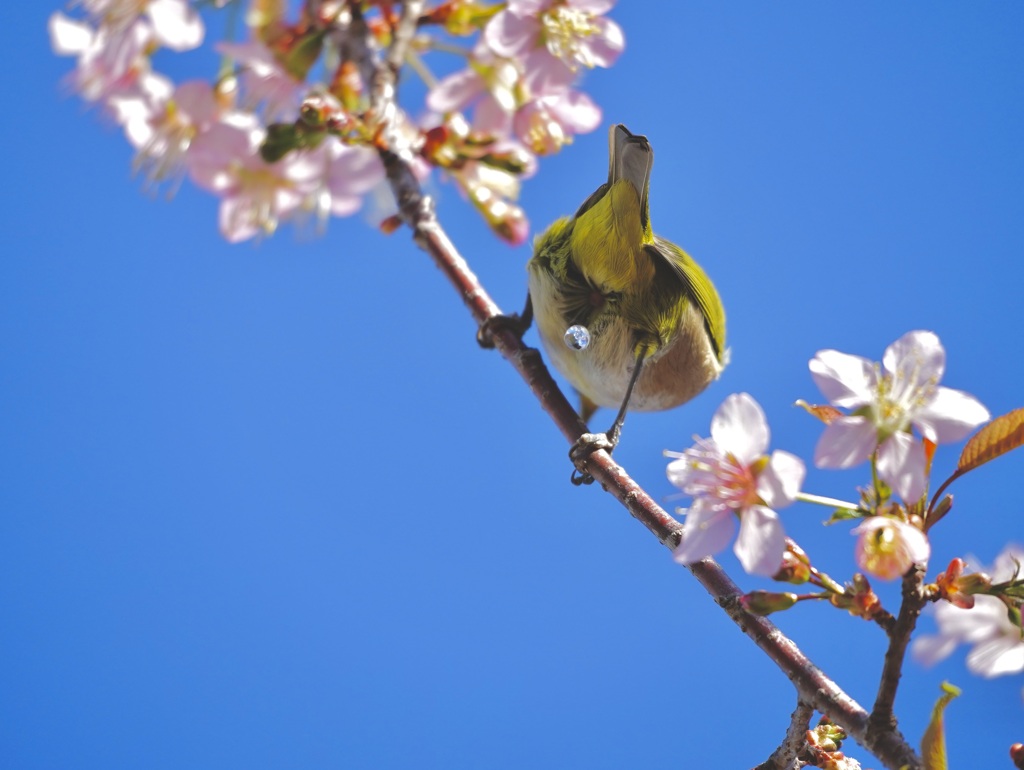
[4, 3, 1024, 768]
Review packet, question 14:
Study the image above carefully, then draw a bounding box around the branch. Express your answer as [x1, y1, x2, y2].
[365, 6, 922, 768]
[754, 700, 813, 770]
[375, 140, 922, 770]
[869, 566, 927, 738]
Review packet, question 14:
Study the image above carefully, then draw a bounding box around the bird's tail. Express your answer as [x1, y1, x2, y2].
[608, 124, 653, 233]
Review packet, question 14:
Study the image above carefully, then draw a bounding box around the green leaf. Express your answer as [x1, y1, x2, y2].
[957, 407, 1024, 476]
[921, 681, 961, 770]
[260, 123, 300, 163]
[824, 508, 861, 525]
[282, 29, 326, 81]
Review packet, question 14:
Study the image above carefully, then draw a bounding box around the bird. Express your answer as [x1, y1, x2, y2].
[525, 123, 728, 484]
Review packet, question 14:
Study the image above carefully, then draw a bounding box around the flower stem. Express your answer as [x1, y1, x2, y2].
[405, 49, 438, 89]
[795, 491, 862, 512]
[423, 39, 474, 58]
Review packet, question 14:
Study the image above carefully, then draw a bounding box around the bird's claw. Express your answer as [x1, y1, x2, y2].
[569, 432, 616, 486]
[477, 312, 530, 349]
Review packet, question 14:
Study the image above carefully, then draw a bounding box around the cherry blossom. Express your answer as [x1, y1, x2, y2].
[75, 0, 204, 51]
[850, 517, 930, 581]
[427, 48, 600, 154]
[913, 545, 1024, 678]
[484, 0, 624, 76]
[109, 78, 222, 188]
[218, 40, 304, 122]
[299, 138, 387, 226]
[668, 393, 805, 576]
[186, 116, 320, 242]
[50, 0, 618, 240]
[426, 50, 522, 133]
[810, 331, 990, 501]
[49, 11, 152, 101]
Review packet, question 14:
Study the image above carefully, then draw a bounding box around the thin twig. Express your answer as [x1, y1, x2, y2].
[753, 700, 814, 770]
[368, 0, 423, 152]
[869, 566, 927, 738]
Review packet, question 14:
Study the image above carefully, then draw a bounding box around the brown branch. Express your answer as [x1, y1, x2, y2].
[364, 6, 922, 768]
[368, 0, 422, 154]
[869, 566, 927, 739]
[374, 141, 922, 770]
[753, 700, 813, 770]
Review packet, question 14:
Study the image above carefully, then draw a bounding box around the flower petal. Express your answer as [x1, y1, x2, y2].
[883, 329, 945, 383]
[584, 17, 625, 68]
[710, 392, 769, 465]
[672, 502, 734, 565]
[757, 450, 805, 509]
[49, 12, 94, 55]
[521, 49, 577, 96]
[734, 506, 786, 577]
[934, 597, 1004, 643]
[809, 349, 875, 408]
[911, 633, 960, 667]
[992, 545, 1024, 582]
[570, 0, 616, 13]
[484, 10, 539, 59]
[914, 386, 990, 444]
[966, 635, 1024, 678]
[877, 432, 927, 502]
[814, 416, 876, 468]
[545, 90, 602, 133]
[473, 93, 514, 137]
[426, 69, 484, 113]
[147, 0, 204, 51]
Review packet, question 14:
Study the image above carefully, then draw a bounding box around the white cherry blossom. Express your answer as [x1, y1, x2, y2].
[668, 393, 804, 576]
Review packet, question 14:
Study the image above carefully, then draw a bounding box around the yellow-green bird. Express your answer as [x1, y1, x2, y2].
[526, 124, 728, 482]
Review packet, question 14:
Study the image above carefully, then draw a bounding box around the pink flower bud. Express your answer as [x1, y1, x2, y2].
[851, 517, 930, 581]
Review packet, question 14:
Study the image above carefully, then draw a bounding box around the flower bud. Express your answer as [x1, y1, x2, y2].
[773, 550, 811, 584]
[936, 557, 992, 609]
[851, 516, 930, 581]
[1012, 743, 1024, 770]
[740, 590, 798, 616]
[830, 573, 882, 621]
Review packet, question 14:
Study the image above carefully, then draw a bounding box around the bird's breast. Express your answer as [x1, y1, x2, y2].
[528, 267, 723, 413]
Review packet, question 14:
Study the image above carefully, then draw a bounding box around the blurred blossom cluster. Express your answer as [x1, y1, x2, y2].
[49, 0, 622, 243]
[667, 331, 1024, 687]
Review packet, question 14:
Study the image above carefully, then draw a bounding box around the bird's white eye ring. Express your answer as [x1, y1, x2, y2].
[563, 324, 591, 351]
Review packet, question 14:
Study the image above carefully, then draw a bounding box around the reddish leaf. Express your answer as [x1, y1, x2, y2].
[795, 399, 843, 425]
[958, 408, 1024, 475]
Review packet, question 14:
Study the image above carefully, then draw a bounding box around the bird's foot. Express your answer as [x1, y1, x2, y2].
[569, 432, 617, 486]
[477, 312, 530, 349]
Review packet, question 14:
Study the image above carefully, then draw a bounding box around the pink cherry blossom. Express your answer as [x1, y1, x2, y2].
[109, 78, 222, 188]
[76, 0, 204, 51]
[426, 47, 600, 153]
[850, 516, 930, 581]
[186, 116, 319, 242]
[484, 0, 624, 76]
[913, 545, 1024, 678]
[49, 0, 203, 103]
[299, 138, 386, 225]
[218, 40, 304, 122]
[426, 52, 521, 132]
[511, 87, 601, 155]
[49, 11, 152, 101]
[668, 393, 805, 576]
[810, 330, 990, 501]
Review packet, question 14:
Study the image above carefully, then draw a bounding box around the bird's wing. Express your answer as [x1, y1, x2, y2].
[645, 236, 727, 363]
